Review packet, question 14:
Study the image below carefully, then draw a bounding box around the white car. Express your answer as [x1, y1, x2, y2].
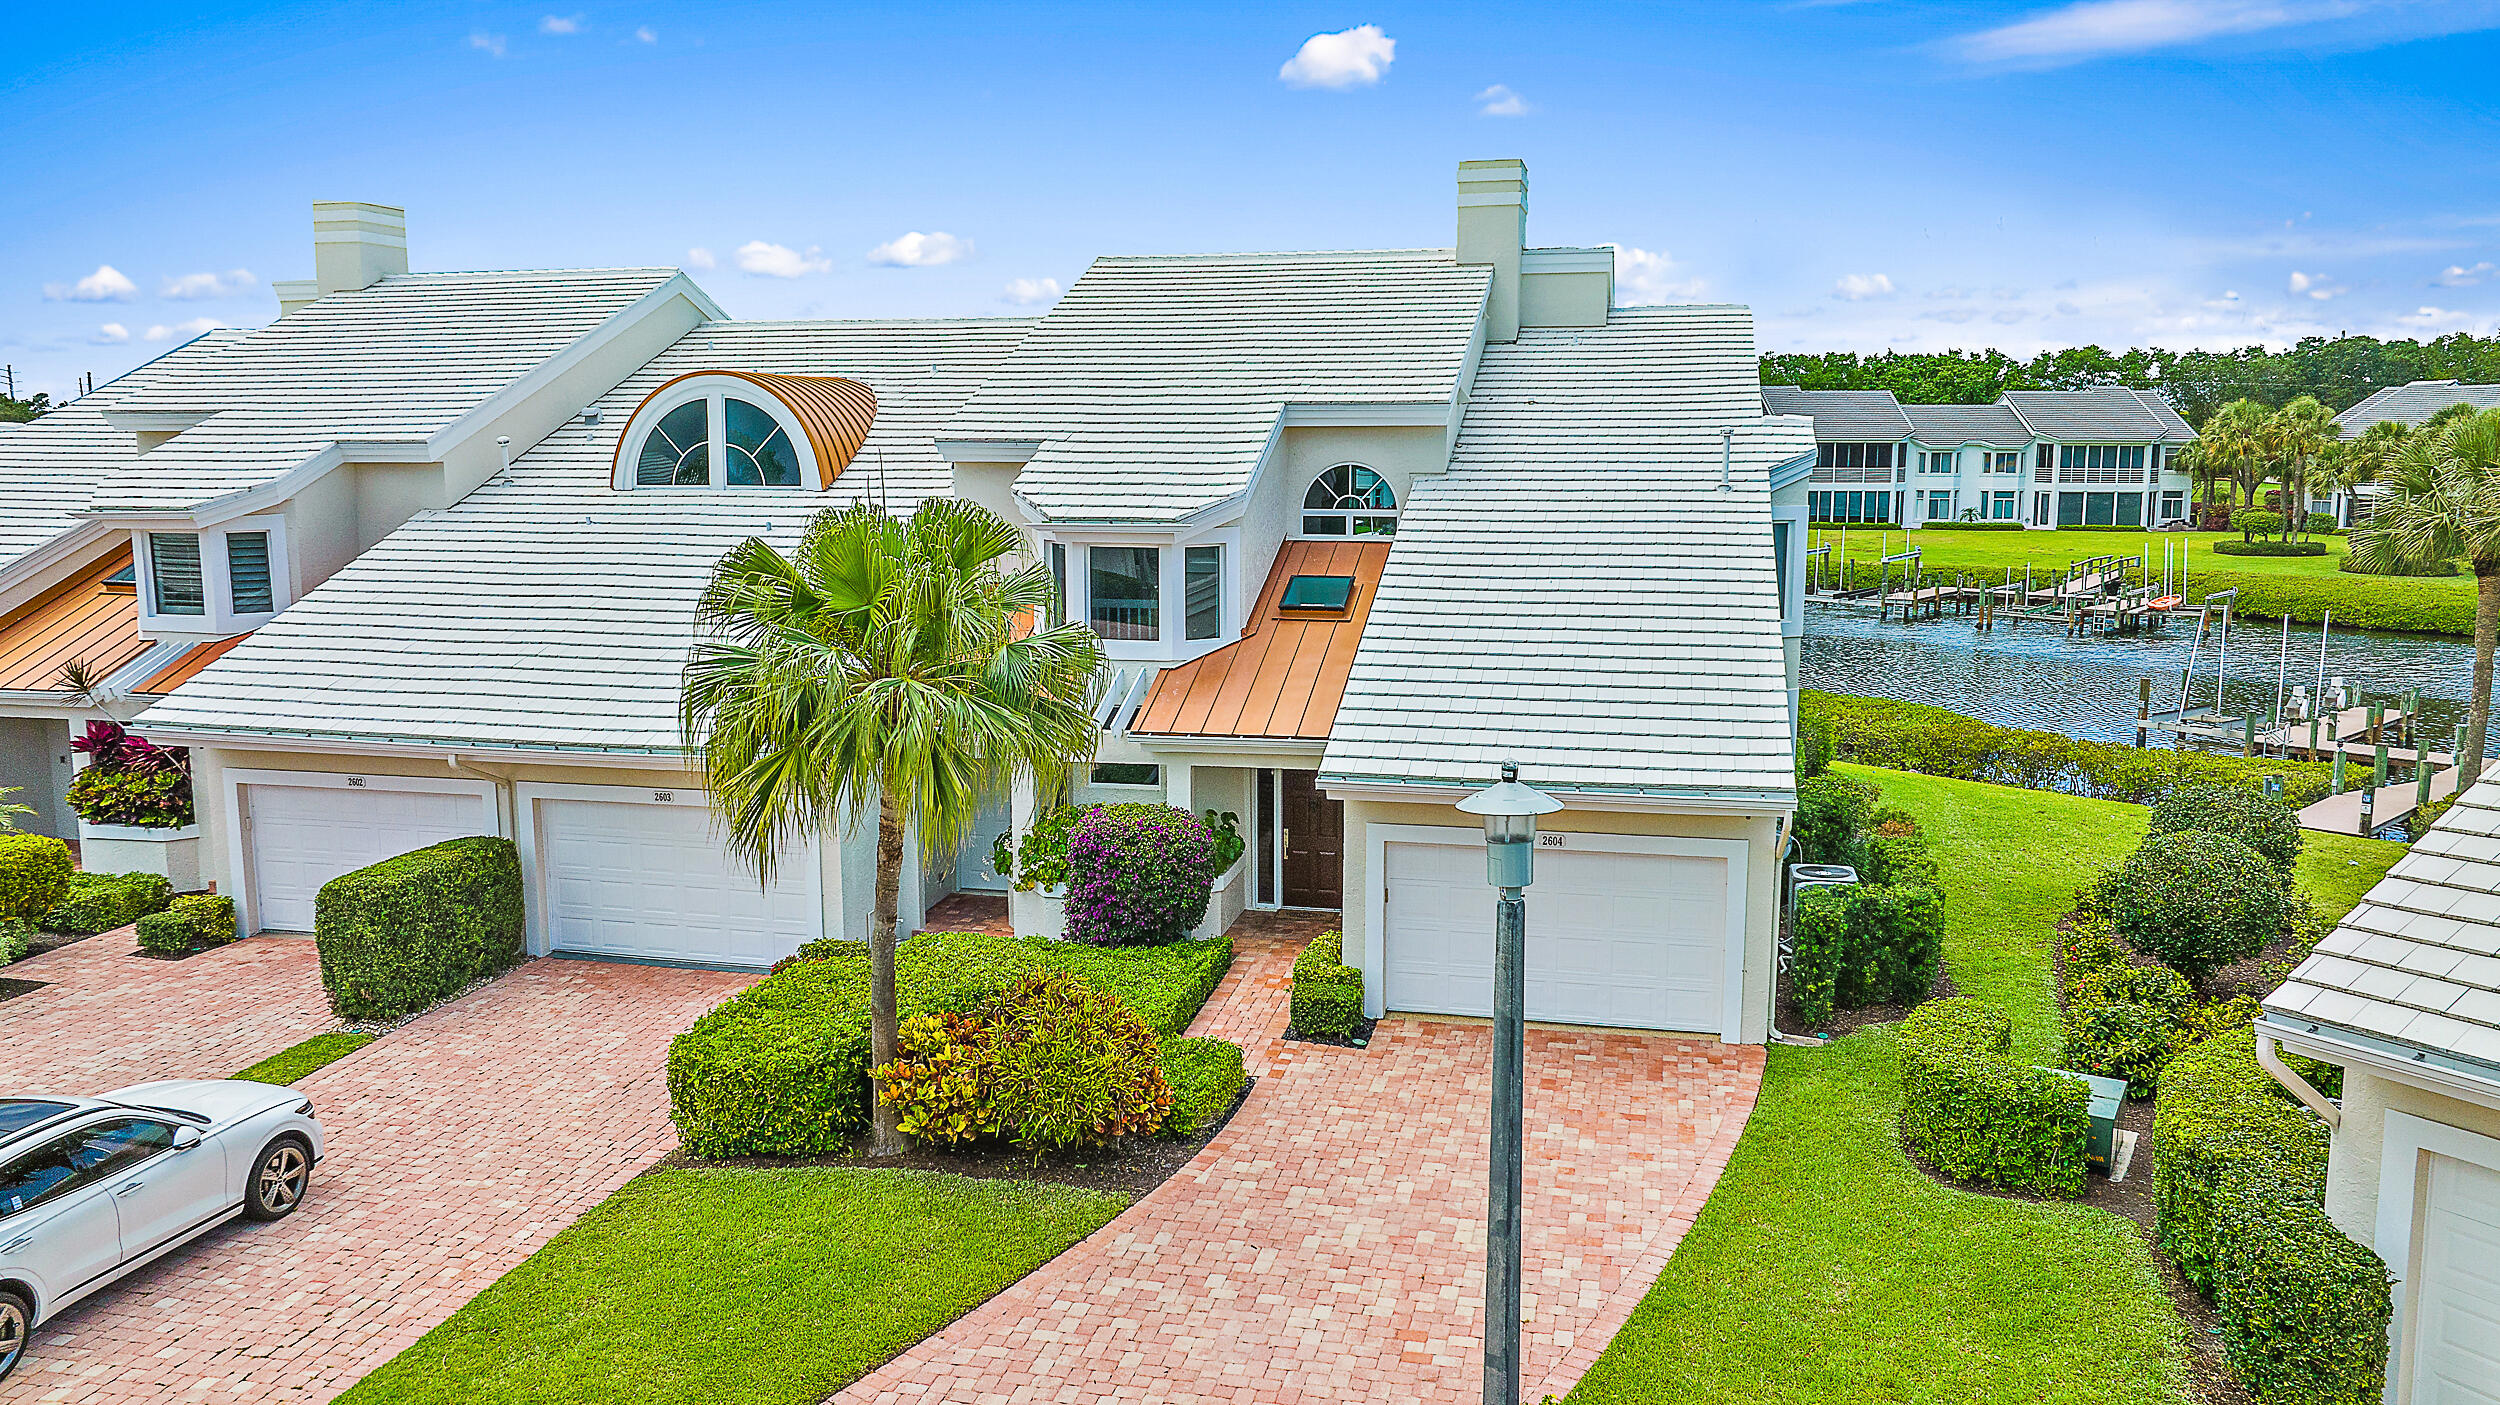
[0, 1081, 323, 1380]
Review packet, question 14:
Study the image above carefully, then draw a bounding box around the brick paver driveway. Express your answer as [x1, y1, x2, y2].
[842, 928, 1766, 1405]
[0, 935, 751, 1405]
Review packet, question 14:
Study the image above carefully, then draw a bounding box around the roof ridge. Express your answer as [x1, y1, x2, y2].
[1089, 247, 1458, 265]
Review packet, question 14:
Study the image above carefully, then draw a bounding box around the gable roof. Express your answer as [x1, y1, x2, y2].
[942, 250, 1490, 525]
[2000, 387, 2195, 444]
[1758, 386, 1913, 441]
[1131, 538, 1391, 741]
[88, 267, 694, 515]
[2335, 379, 2500, 433]
[1901, 401, 2030, 447]
[1323, 308, 1810, 803]
[2265, 777, 2500, 1084]
[135, 317, 1031, 755]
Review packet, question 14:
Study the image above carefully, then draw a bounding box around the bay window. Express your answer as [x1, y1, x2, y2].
[1089, 546, 1160, 641]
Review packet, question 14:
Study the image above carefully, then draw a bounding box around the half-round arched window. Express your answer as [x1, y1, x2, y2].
[1301, 463, 1397, 536]
[610, 371, 877, 491]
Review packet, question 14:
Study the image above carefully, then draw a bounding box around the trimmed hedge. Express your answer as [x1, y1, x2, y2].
[1791, 882, 1944, 1028]
[2214, 539, 2328, 557]
[1289, 929, 1365, 1039]
[1796, 711, 1836, 780]
[1805, 691, 2336, 807]
[2103, 831, 2297, 988]
[1918, 521, 2023, 531]
[1793, 772, 1878, 869]
[42, 870, 172, 934]
[314, 836, 524, 1021]
[136, 893, 238, 956]
[669, 930, 1233, 1158]
[2153, 1030, 2389, 1404]
[1156, 1036, 1247, 1139]
[0, 919, 29, 966]
[2231, 509, 2286, 540]
[1897, 997, 2090, 1198]
[2148, 783, 2303, 873]
[0, 834, 72, 925]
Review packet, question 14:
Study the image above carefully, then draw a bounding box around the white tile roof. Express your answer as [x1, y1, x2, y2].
[943, 250, 1490, 524]
[0, 332, 251, 577]
[2267, 778, 2500, 1077]
[135, 318, 1031, 753]
[1320, 307, 1811, 801]
[89, 268, 685, 515]
[2335, 379, 2500, 433]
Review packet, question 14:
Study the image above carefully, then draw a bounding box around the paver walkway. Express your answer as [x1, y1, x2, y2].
[0, 943, 752, 1405]
[841, 923, 1765, 1405]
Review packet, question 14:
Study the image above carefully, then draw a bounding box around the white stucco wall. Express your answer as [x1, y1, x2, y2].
[2325, 1066, 2500, 1245]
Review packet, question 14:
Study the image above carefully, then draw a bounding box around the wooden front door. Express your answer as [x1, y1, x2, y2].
[1282, 769, 1343, 909]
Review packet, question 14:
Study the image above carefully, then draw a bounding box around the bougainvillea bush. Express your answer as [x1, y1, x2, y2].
[65, 721, 194, 828]
[1063, 803, 1218, 947]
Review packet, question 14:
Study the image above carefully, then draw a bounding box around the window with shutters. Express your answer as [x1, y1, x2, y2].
[227, 532, 274, 614]
[139, 517, 288, 629]
[148, 534, 204, 615]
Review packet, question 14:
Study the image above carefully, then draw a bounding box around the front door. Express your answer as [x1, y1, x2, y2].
[1281, 769, 1343, 909]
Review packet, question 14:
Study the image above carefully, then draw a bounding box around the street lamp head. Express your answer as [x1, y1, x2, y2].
[1457, 761, 1563, 889]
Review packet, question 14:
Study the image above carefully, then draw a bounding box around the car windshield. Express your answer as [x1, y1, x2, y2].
[0, 1100, 74, 1137]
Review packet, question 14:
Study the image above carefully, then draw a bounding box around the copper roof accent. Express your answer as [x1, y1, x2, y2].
[0, 547, 151, 693]
[1130, 539, 1391, 741]
[610, 370, 878, 489]
[137, 632, 252, 695]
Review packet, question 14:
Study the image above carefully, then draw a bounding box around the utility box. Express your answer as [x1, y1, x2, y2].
[2045, 1068, 2130, 1174]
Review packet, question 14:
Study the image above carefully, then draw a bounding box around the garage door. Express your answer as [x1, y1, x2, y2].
[536, 797, 818, 968]
[1382, 841, 1728, 1032]
[246, 784, 487, 933]
[2413, 1152, 2500, 1403]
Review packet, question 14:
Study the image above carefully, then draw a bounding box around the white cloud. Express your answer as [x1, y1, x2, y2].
[867, 231, 972, 268]
[93, 324, 129, 344]
[1834, 272, 1897, 300]
[143, 317, 222, 342]
[685, 246, 716, 270]
[634, 25, 656, 42]
[469, 30, 507, 57]
[1950, 0, 2362, 66]
[1475, 84, 1529, 116]
[1609, 245, 1707, 304]
[159, 268, 256, 300]
[2436, 260, 2496, 287]
[2393, 305, 2468, 329]
[42, 264, 139, 302]
[1279, 25, 1395, 89]
[2288, 269, 2346, 299]
[734, 240, 832, 278]
[540, 13, 583, 34]
[1003, 276, 1061, 306]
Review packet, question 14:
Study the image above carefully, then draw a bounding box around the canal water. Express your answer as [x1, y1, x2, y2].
[1802, 602, 2481, 746]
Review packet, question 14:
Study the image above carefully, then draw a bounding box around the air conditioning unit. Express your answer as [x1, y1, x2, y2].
[1788, 863, 1858, 918]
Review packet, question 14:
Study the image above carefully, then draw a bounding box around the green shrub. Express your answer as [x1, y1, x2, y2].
[133, 893, 239, 956]
[2059, 961, 2193, 1098]
[1064, 803, 1218, 946]
[0, 918, 30, 966]
[1202, 809, 1247, 874]
[313, 836, 524, 1021]
[1794, 773, 1879, 869]
[1795, 711, 1836, 781]
[2338, 552, 2458, 579]
[1897, 998, 2090, 1198]
[1155, 1037, 1246, 1139]
[2214, 539, 2328, 557]
[0, 834, 72, 925]
[1796, 882, 1943, 1022]
[2148, 784, 2303, 873]
[41, 870, 172, 934]
[2151, 1030, 2331, 1291]
[2195, 568, 2469, 633]
[2303, 512, 2339, 535]
[1290, 929, 1365, 1039]
[135, 909, 193, 955]
[960, 970, 1173, 1154]
[2408, 789, 2461, 841]
[2104, 832, 2296, 988]
[1917, 521, 2023, 531]
[1789, 886, 1847, 1027]
[991, 802, 1085, 891]
[1862, 810, 1940, 888]
[2233, 508, 2285, 541]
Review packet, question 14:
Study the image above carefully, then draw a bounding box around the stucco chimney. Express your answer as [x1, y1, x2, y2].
[1455, 160, 1526, 343]
[312, 201, 408, 295]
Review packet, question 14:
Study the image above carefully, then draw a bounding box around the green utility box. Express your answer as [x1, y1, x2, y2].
[2043, 1068, 2129, 1174]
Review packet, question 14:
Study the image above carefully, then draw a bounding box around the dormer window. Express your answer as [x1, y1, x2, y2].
[137, 517, 288, 631]
[636, 400, 710, 486]
[611, 371, 877, 491]
[1301, 463, 1396, 536]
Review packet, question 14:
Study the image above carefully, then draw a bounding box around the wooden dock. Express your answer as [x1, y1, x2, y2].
[2297, 765, 2462, 836]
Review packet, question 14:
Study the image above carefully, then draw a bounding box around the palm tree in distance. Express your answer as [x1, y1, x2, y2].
[682, 498, 1107, 1155]
[2348, 407, 2500, 782]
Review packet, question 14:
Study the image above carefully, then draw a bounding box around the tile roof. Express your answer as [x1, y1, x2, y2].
[1901, 401, 2030, 446]
[89, 267, 686, 514]
[136, 318, 1031, 754]
[1321, 308, 1811, 801]
[2000, 388, 2196, 444]
[0, 547, 148, 694]
[942, 250, 1490, 525]
[1131, 538, 1391, 741]
[1758, 386, 1913, 441]
[2334, 380, 2500, 433]
[2265, 777, 2500, 1078]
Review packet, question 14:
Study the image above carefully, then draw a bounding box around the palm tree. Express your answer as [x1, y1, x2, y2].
[2190, 398, 2272, 512]
[681, 498, 1107, 1155]
[2321, 418, 2413, 526]
[2348, 408, 2500, 781]
[2264, 395, 2339, 539]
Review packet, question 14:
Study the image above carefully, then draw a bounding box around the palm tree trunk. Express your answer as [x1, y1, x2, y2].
[2469, 566, 2499, 785]
[868, 790, 906, 1157]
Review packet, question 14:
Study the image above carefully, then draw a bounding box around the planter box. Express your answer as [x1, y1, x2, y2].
[1191, 858, 1246, 942]
[78, 822, 203, 891]
[1009, 861, 1245, 944]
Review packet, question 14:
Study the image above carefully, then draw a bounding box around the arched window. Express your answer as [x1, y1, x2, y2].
[612, 371, 875, 492]
[724, 398, 802, 486]
[635, 400, 710, 486]
[1301, 463, 1397, 536]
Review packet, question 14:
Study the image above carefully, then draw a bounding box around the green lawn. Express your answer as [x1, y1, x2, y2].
[337, 1166, 1125, 1405]
[233, 1032, 375, 1085]
[1568, 766, 2404, 1405]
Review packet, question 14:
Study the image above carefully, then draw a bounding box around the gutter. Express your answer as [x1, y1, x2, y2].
[122, 720, 690, 770]
[1319, 774, 1796, 816]
[2260, 1014, 2500, 1117]
[2255, 1026, 2340, 1129]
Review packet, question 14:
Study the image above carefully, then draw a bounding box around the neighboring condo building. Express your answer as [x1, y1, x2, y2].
[2330, 379, 2500, 527]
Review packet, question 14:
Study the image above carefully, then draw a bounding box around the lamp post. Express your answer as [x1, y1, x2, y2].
[1456, 762, 1562, 1405]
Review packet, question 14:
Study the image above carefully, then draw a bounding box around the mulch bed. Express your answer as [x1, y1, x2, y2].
[23, 927, 102, 960]
[0, 978, 47, 1005]
[665, 1077, 1257, 1199]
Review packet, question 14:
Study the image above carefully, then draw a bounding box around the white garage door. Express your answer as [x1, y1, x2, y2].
[246, 784, 488, 933]
[1383, 841, 1728, 1033]
[2413, 1152, 2500, 1403]
[536, 797, 818, 968]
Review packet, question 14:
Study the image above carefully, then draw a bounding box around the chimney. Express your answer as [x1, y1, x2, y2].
[1455, 160, 1526, 343]
[312, 201, 408, 295]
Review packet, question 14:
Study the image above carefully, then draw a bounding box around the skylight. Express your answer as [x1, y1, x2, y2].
[1280, 574, 1355, 611]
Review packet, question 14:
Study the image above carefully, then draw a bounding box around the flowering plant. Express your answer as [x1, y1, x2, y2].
[1062, 803, 1217, 947]
[66, 721, 194, 828]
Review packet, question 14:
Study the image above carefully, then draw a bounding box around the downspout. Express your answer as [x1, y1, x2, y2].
[2256, 1027, 2341, 1129]
[446, 753, 518, 843]
[1766, 813, 1824, 1047]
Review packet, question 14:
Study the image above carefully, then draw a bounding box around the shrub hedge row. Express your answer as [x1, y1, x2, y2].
[42, 871, 172, 934]
[314, 836, 524, 1021]
[1289, 929, 1365, 1039]
[1804, 691, 2336, 806]
[2152, 1030, 2389, 1404]
[1792, 882, 1944, 1027]
[137, 893, 238, 955]
[1918, 521, 2024, 531]
[0, 835, 72, 925]
[1896, 997, 2090, 1198]
[1810, 555, 2472, 634]
[1156, 1036, 1248, 1140]
[2214, 540, 2328, 557]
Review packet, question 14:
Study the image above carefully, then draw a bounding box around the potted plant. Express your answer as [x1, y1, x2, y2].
[995, 803, 1087, 940]
[67, 721, 202, 888]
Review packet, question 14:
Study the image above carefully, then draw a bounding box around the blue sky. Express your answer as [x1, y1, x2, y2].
[6, 0, 2500, 400]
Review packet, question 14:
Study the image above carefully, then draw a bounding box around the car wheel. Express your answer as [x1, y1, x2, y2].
[0, 1287, 31, 1382]
[244, 1138, 312, 1222]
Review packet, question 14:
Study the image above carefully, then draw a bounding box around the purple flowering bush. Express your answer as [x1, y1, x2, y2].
[1062, 803, 1218, 947]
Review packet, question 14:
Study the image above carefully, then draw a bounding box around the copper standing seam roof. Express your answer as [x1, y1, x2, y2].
[0, 548, 151, 693]
[609, 370, 879, 489]
[1130, 538, 1393, 741]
